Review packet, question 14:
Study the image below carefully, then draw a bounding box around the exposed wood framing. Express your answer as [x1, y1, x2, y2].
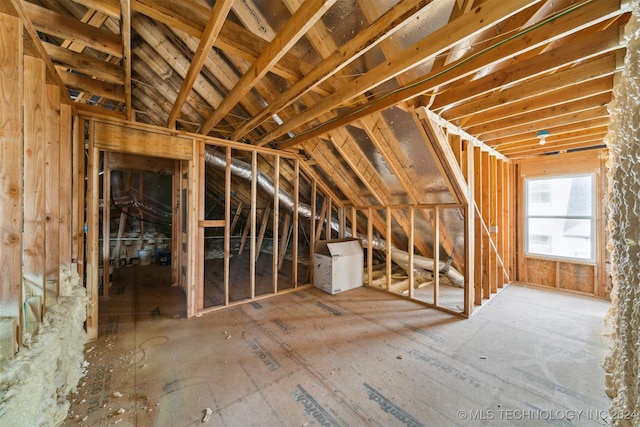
[200, 0, 337, 135]
[23, 55, 47, 316]
[0, 12, 23, 328]
[167, 0, 233, 128]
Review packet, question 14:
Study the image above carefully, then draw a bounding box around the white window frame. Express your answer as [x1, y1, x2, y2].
[524, 173, 596, 263]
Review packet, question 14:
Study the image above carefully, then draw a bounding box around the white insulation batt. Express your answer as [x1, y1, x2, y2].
[0, 267, 88, 426]
[604, 3, 640, 427]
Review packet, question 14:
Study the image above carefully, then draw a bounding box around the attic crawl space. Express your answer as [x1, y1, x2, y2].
[0, 0, 639, 425]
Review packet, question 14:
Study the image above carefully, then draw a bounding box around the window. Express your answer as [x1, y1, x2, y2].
[524, 174, 595, 262]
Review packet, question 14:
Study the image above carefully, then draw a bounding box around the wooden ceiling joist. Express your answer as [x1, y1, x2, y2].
[24, 1, 122, 58]
[199, 0, 338, 135]
[167, 0, 233, 129]
[45, 42, 124, 84]
[230, 0, 432, 140]
[263, 0, 544, 148]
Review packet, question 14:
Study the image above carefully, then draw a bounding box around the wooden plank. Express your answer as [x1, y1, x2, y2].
[168, 0, 234, 128]
[367, 207, 374, 294]
[449, 133, 462, 168]
[447, 55, 617, 122]
[272, 156, 280, 291]
[23, 2, 122, 57]
[230, 203, 243, 235]
[292, 160, 299, 286]
[473, 146, 482, 304]
[267, 0, 543, 147]
[496, 159, 505, 288]
[415, 108, 470, 205]
[386, 207, 392, 291]
[0, 12, 22, 325]
[102, 160, 111, 297]
[23, 56, 47, 316]
[194, 142, 205, 311]
[278, 213, 291, 271]
[188, 141, 199, 316]
[224, 147, 231, 305]
[61, 71, 125, 102]
[71, 117, 84, 278]
[250, 151, 257, 299]
[106, 152, 175, 173]
[44, 42, 124, 84]
[430, 24, 622, 112]
[481, 150, 491, 299]
[86, 122, 100, 340]
[120, 0, 133, 120]
[274, 0, 621, 149]
[171, 162, 180, 285]
[200, 0, 337, 134]
[505, 162, 513, 280]
[433, 207, 439, 305]
[490, 155, 499, 292]
[407, 207, 414, 299]
[94, 121, 192, 160]
[59, 103, 73, 276]
[233, 0, 431, 139]
[315, 199, 327, 244]
[45, 85, 61, 300]
[464, 141, 474, 314]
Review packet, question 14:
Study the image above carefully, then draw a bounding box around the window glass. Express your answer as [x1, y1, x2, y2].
[525, 174, 594, 261]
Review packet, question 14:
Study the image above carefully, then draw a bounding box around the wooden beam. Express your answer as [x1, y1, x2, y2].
[60, 71, 125, 102]
[23, 56, 47, 317]
[85, 121, 100, 340]
[262, 0, 544, 147]
[463, 76, 614, 128]
[200, 0, 337, 135]
[489, 155, 499, 293]
[44, 42, 125, 84]
[73, 0, 120, 19]
[59, 103, 73, 276]
[473, 146, 482, 305]
[102, 156, 111, 297]
[430, 24, 622, 112]
[479, 103, 610, 143]
[445, 54, 619, 121]
[414, 108, 470, 205]
[119, 0, 133, 120]
[93, 121, 193, 160]
[271, 0, 622, 148]
[231, 0, 431, 139]
[0, 12, 23, 326]
[45, 85, 61, 301]
[224, 146, 231, 305]
[167, 0, 234, 128]
[23, 2, 123, 58]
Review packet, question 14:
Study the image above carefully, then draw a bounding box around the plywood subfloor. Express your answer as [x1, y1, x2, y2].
[64, 265, 611, 426]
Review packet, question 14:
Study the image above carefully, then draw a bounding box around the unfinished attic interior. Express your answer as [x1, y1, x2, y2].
[1, 0, 639, 424]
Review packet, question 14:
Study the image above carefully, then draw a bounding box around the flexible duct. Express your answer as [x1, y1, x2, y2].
[203, 148, 464, 286]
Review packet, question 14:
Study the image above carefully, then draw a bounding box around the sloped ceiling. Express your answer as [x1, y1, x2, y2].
[13, 0, 631, 204]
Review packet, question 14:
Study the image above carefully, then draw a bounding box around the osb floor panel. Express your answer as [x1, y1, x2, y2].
[63, 264, 611, 426]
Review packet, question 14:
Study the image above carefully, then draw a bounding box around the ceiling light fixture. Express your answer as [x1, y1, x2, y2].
[536, 129, 550, 145]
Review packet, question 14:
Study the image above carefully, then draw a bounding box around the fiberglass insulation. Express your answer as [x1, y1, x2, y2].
[0, 267, 88, 425]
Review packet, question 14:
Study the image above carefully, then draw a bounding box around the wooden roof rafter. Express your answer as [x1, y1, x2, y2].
[199, 0, 338, 136]
[266, 0, 545, 149]
[167, 0, 234, 129]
